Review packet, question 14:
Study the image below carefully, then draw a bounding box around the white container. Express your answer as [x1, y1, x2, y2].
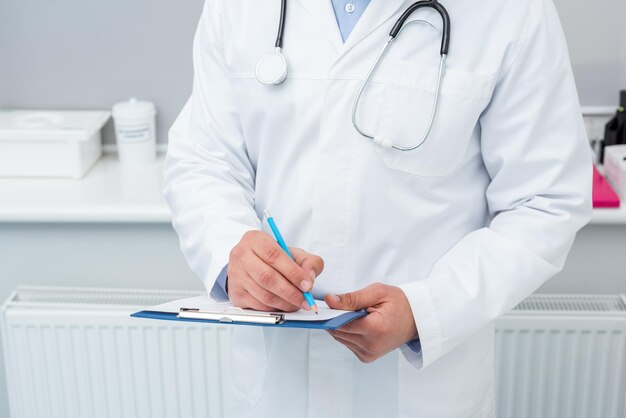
[0, 110, 110, 179]
[604, 144, 626, 199]
[112, 98, 157, 165]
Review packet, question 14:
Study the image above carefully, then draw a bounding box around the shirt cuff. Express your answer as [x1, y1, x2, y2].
[399, 339, 424, 368]
[209, 264, 229, 302]
[406, 338, 422, 354]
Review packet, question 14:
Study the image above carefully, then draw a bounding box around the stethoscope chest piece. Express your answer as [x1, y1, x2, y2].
[255, 49, 288, 85]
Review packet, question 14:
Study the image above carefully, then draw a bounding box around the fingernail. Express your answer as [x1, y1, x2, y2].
[300, 280, 311, 291]
[301, 301, 311, 310]
[310, 270, 316, 280]
[329, 294, 340, 303]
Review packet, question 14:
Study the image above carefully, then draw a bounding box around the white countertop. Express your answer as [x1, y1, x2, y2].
[0, 153, 170, 223]
[0, 153, 624, 225]
[589, 205, 626, 225]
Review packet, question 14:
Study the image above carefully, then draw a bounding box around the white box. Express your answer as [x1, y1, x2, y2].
[0, 110, 110, 179]
[604, 144, 626, 199]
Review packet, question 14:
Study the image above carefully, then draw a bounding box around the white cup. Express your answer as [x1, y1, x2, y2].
[112, 98, 157, 165]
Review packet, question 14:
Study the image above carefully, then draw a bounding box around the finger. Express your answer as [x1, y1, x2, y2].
[243, 251, 308, 309]
[229, 288, 274, 312]
[328, 330, 368, 348]
[334, 317, 370, 335]
[290, 248, 324, 280]
[244, 276, 301, 312]
[225, 263, 248, 299]
[252, 235, 313, 292]
[331, 335, 370, 362]
[325, 283, 387, 311]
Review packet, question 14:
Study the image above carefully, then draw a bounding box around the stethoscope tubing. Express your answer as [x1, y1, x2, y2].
[352, 10, 449, 151]
[390, 0, 450, 55]
[352, 48, 447, 151]
[275, 0, 287, 48]
[257, 0, 451, 152]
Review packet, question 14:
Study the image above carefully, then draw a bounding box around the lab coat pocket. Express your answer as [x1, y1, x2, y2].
[229, 327, 267, 405]
[375, 61, 495, 177]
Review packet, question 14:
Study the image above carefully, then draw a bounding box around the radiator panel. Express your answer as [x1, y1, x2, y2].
[3, 311, 228, 418]
[495, 319, 626, 418]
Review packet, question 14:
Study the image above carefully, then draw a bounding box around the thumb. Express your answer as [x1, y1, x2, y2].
[325, 283, 386, 311]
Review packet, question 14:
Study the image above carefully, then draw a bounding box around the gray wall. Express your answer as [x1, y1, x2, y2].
[553, 0, 626, 107]
[0, 0, 625, 147]
[0, 0, 204, 145]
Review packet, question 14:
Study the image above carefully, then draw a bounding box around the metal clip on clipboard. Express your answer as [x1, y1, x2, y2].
[178, 307, 286, 325]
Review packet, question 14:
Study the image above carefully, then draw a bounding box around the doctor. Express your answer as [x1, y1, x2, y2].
[165, 0, 591, 417]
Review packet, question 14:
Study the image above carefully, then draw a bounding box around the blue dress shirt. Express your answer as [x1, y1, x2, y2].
[330, 0, 372, 42]
[213, 0, 421, 354]
[212, 264, 229, 302]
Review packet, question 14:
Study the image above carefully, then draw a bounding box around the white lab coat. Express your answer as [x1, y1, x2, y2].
[164, 0, 592, 416]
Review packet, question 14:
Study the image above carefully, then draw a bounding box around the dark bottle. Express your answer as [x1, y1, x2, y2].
[601, 90, 626, 163]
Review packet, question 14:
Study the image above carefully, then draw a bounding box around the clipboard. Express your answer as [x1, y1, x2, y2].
[131, 306, 367, 330]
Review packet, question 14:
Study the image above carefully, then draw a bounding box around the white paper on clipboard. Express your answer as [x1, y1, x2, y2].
[147, 295, 353, 322]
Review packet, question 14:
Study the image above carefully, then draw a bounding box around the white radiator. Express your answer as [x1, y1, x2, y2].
[2, 287, 626, 418]
[495, 294, 626, 418]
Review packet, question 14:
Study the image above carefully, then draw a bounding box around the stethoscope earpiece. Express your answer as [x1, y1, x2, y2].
[255, 49, 288, 85]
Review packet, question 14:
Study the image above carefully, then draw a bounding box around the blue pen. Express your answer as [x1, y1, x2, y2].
[263, 210, 318, 314]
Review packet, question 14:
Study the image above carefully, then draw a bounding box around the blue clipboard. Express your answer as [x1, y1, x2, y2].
[131, 309, 367, 330]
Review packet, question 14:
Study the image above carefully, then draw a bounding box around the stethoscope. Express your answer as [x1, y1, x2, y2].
[255, 0, 451, 151]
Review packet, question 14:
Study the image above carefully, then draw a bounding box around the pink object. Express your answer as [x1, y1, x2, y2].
[593, 165, 621, 208]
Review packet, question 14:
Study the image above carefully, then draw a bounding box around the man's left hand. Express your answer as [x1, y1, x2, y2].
[325, 283, 418, 363]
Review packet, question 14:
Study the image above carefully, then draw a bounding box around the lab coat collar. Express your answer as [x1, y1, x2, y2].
[294, 0, 344, 52]
[294, 0, 408, 57]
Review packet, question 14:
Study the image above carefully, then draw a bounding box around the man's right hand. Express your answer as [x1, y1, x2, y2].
[227, 230, 324, 312]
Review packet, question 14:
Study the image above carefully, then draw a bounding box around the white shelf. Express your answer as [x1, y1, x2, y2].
[0, 153, 624, 225]
[0, 153, 171, 223]
[590, 205, 626, 225]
